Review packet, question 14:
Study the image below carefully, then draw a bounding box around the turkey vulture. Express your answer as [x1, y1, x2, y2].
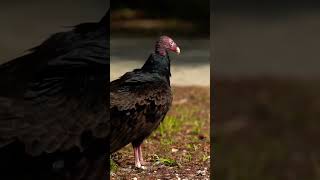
[110, 35, 180, 168]
[0, 12, 109, 180]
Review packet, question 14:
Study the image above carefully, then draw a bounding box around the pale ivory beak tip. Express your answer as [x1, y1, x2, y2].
[176, 47, 181, 55]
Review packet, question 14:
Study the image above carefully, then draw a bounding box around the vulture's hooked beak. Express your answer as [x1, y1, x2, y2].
[175, 47, 181, 55]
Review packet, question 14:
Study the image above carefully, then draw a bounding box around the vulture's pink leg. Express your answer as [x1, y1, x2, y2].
[138, 145, 147, 165]
[133, 146, 141, 168]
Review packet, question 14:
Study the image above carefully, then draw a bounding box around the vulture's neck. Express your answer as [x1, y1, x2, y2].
[141, 53, 171, 82]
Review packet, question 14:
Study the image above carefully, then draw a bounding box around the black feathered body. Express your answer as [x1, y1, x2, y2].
[110, 53, 172, 153]
[0, 13, 109, 180]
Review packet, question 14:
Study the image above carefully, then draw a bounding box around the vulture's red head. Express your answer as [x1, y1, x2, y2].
[155, 36, 180, 56]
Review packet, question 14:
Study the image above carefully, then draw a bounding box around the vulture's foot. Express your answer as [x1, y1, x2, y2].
[138, 145, 149, 166]
[133, 144, 148, 169]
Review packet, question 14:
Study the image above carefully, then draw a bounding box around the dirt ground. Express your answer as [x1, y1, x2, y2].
[110, 86, 210, 180]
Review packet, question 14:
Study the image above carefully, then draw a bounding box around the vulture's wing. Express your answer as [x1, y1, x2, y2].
[109, 71, 172, 152]
[0, 22, 109, 156]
